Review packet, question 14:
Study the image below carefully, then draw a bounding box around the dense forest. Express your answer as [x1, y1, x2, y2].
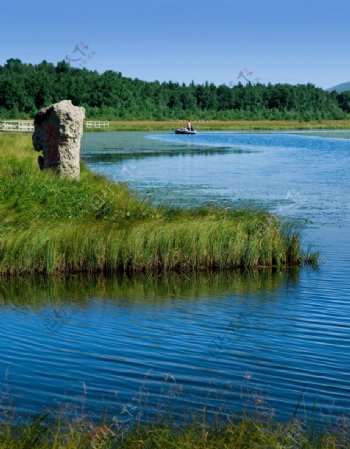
[1, 58, 350, 120]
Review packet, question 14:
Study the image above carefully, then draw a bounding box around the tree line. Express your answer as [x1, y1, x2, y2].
[1, 58, 350, 120]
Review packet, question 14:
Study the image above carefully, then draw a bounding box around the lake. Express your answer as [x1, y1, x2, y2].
[0, 131, 349, 425]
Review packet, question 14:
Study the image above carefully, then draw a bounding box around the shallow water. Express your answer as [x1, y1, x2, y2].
[0, 131, 349, 424]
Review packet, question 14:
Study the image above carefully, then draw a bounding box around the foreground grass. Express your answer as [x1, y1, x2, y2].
[0, 133, 317, 275]
[1, 418, 349, 449]
[90, 119, 350, 131]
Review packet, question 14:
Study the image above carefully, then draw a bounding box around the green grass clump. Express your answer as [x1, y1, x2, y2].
[0, 417, 348, 449]
[0, 133, 317, 275]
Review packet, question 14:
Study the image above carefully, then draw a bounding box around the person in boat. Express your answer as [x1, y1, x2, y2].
[186, 120, 194, 131]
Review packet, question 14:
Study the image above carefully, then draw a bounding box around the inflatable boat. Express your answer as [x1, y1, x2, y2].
[175, 128, 197, 135]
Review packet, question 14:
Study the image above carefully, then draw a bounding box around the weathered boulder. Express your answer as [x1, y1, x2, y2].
[33, 100, 85, 179]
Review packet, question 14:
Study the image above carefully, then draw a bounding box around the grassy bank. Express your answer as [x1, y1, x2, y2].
[1, 417, 348, 449]
[89, 119, 350, 131]
[0, 133, 317, 275]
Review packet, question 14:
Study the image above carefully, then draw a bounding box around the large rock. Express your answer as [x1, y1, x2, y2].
[33, 100, 85, 179]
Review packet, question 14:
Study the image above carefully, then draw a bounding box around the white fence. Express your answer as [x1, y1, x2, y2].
[0, 120, 110, 132]
[0, 121, 35, 133]
[84, 121, 110, 129]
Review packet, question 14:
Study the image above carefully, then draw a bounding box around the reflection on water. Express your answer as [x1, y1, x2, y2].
[0, 269, 299, 422]
[0, 270, 295, 308]
[1, 131, 350, 426]
[1, 264, 349, 424]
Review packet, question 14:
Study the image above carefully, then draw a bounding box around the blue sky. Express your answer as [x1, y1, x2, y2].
[1, 0, 349, 88]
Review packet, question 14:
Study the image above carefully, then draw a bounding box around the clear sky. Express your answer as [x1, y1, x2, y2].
[1, 0, 349, 88]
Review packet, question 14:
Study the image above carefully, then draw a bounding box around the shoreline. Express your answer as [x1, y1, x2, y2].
[0, 133, 318, 276]
[2, 119, 350, 133]
[86, 119, 350, 132]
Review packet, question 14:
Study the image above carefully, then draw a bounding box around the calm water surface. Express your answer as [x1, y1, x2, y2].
[0, 131, 349, 424]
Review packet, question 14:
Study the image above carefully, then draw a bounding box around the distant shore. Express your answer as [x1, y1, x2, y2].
[86, 119, 350, 131]
[2, 118, 350, 133]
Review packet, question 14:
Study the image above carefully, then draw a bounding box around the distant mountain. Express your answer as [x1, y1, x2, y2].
[328, 82, 350, 93]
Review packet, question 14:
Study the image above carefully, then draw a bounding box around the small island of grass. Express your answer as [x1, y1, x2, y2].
[0, 133, 317, 275]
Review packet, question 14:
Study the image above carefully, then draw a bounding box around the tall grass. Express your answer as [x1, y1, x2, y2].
[0, 133, 318, 275]
[0, 416, 348, 449]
